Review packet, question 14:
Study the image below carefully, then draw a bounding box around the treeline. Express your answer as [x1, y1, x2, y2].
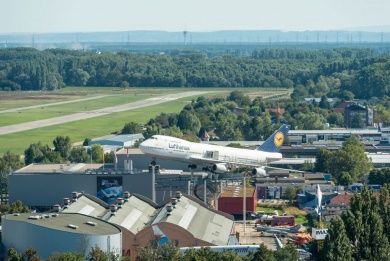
[6, 243, 298, 261]
[317, 186, 390, 261]
[123, 91, 345, 143]
[0, 48, 389, 99]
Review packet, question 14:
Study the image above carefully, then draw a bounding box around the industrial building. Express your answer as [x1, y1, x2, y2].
[58, 191, 236, 259]
[8, 163, 207, 207]
[287, 128, 381, 145]
[255, 170, 333, 200]
[344, 103, 373, 128]
[88, 134, 144, 151]
[1, 212, 122, 259]
[218, 185, 257, 216]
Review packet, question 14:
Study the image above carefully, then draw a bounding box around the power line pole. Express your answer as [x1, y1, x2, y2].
[243, 175, 246, 233]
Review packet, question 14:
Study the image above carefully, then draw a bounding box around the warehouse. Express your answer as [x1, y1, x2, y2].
[218, 185, 257, 216]
[88, 134, 144, 151]
[8, 163, 206, 207]
[57, 191, 236, 259]
[1, 212, 122, 259]
[288, 129, 381, 145]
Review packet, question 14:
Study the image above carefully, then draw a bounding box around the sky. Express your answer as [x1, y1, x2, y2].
[0, 0, 389, 33]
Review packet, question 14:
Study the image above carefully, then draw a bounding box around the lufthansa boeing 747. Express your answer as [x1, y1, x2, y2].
[139, 124, 289, 176]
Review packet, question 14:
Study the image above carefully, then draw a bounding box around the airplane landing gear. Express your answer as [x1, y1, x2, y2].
[188, 164, 197, 170]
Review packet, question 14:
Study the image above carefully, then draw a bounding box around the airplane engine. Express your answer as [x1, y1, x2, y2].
[212, 163, 228, 173]
[252, 167, 266, 176]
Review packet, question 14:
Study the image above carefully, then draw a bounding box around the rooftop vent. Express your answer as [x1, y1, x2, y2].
[53, 204, 61, 212]
[86, 221, 97, 226]
[110, 204, 117, 215]
[63, 198, 70, 207]
[175, 191, 182, 201]
[171, 198, 177, 208]
[72, 191, 79, 199]
[67, 224, 78, 229]
[124, 191, 130, 201]
[166, 205, 173, 216]
[116, 198, 124, 208]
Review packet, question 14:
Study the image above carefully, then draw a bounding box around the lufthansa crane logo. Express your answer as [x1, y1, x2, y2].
[274, 132, 284, 147]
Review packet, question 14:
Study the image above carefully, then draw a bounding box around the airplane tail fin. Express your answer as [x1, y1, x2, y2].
[257, 124, 289, 153]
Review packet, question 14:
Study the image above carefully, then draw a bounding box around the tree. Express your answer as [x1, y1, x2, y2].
[24, 142, 62, 165]
[23, 247, 40, 261]
[315, 137, 372, 185]
[350, 114, 365, 129]
[368, 168, 390, 185]
[7, 248, 23, 261]
[227, 91, 251, 107]
[122, 122, 142, 134]
[0, 151, 23, 175]
[137, 243, 180, 261]
[69, 147, 89, 163]
[327, 112, 344, 127]
[274, 244, 299, 261]
[284, 186, 300, 204]
[83, 138, 91, 146]
[342, 187, 390, 260]
[177, 110, 201, 134]
[87, 246, 108, 261]
[47, 252, 84, 261]
[90, 145, 104, 163]
[24, 142, 46, 165]
[249, 244, 276, 261]
[53, 136, 72, 159]
[160, 126, 183, 138]
[321, 217, 353, 261]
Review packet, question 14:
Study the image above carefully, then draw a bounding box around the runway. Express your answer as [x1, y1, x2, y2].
[0, 91, 207, 136]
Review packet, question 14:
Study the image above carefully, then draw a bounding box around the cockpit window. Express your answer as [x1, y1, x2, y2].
[150, 136, 157, 140]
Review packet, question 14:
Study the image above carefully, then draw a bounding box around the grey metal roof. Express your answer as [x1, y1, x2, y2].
[62, 195, 108, 219]
[14, 163, 103, 174]
[107, 195, 157, 234]
[289, 129, 380, 135]
[89, 134, 144, 146]
[3, 212, 121, 235]
[153, 195, 234, 245]
[57, 192, 234, 245]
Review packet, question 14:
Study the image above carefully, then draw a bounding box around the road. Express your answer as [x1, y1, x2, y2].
[0, 91, 207, 136]
[0, 95, 110, 114]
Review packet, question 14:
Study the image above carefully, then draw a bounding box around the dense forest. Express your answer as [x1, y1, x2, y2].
[0, 48, 389, 100]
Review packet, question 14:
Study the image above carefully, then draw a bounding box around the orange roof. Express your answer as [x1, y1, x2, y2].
[329, 193, 352, 206]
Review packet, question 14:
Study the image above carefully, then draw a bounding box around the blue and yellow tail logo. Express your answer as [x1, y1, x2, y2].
[258, 124, 289, 153]
[274, 131, 284, 147]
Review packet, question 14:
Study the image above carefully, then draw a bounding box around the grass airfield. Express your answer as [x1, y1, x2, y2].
[0, 87, 289, 154]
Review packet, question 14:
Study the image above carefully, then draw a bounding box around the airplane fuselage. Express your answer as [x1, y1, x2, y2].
[139, 135, 282, 167]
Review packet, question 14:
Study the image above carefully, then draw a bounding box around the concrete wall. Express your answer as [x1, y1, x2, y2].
[8, 173, 153, 207]
[8, 172, 195, 207]
[117, 154, 189, 171]
[1, 218, 121, 259]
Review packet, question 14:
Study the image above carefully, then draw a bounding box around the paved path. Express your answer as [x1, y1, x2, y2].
[0, 95, 110, 114]
[0, 91, 207, 136]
